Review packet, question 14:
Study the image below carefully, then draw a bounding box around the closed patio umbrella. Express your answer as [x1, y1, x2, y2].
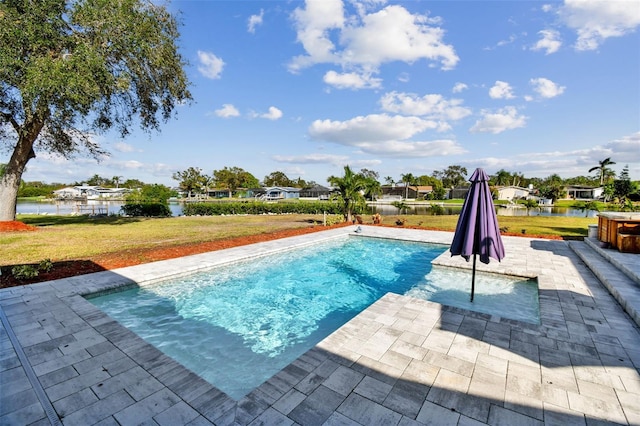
[450, 168, 505, 302]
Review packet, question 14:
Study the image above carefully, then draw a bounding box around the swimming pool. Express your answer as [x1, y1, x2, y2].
[88, 236, 538, 399]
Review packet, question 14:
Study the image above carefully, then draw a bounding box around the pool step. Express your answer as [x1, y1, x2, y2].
[569, 239, 640, 327]
[583, 237, 640, 286]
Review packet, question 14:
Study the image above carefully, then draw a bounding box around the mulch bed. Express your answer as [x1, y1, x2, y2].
[0, 220, 563, 289]
[0, 221, 38, 232]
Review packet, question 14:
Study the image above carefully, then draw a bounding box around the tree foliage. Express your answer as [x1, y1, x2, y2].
[434, 165, 468, 189]
[588, 158, 616, 185]
[0, 0, 192, 220]
[538, 174, 566, 201]
[327, 165, 368, 222]
[400, 172, 416, 199]
[172, 167, 206, 198]
[613, 165, 638, 206]
[126, 183, 174, 203]
[213, 166, 259, 197]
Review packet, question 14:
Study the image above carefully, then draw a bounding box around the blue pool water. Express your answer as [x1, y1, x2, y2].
[88, 236, 538, 399]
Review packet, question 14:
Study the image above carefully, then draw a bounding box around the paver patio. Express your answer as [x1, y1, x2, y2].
[1, 226, 639, 425]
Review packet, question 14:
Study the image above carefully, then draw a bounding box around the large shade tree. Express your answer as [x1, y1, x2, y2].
[0, 0, 192, 221]
[213, 166, 259, 198]
[172, 167, 207, 198]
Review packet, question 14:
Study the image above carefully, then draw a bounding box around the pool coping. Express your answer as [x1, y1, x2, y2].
[2, 225, 639, 425]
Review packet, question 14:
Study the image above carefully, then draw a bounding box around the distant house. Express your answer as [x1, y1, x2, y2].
[299, 184, 333, 200]
[564, 185, 603, 200]
[380, 184, 433, 199]
[495, 186, 530, 201]
[53, 185, 130, 200]
[207, 188, 230, 198]
[261, 187, 301, 200]
[449, 186, 470, 199]
[53, 186, 83, 199]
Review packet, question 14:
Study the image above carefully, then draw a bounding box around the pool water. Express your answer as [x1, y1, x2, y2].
[88, 236, 538, 400]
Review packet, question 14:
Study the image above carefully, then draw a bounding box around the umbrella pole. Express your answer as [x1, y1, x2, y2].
[471, 254, 477, 302]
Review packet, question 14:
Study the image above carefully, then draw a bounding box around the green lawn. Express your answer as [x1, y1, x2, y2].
[1, 213, 596, 267]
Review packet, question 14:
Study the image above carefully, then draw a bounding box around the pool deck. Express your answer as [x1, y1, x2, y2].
[1, 226, 639, 425]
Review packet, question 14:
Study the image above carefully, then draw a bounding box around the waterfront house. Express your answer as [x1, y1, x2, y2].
[495, 186, 531, 201]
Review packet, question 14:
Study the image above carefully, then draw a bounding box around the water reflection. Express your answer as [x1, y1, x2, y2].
[16, 200, 182, 217]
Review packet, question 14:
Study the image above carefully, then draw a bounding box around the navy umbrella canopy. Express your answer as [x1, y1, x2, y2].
[450, 168, 505, 302]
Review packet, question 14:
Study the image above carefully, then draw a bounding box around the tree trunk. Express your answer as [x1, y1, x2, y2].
[0, 122, 43, 221]
[0, 171, 20, 221]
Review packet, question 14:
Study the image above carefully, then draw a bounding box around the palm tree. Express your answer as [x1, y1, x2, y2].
[328, 165, 367, 223]
[589, 158, 616, 185]
[400, 173, 416, 199]
[112, 176, 123, 188]
[362, 177, 382, 201]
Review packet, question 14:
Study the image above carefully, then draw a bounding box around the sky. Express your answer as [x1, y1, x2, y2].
[10, 0, 640, 187]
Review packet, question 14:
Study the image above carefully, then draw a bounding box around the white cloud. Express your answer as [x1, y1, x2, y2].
[113, 142, 136, 153]
[560, 0, 640, 51]
[289, 0, 345, 71]
[339, 5, 458, 69]
[489, 81, 515, 99]
[529, 77, 566, 99]
[470, 106, 527, 134]
[215, 104, 240, 118]
[197, 51, 225, 79]
[379, 91, 472, 121]
[258, 106, 283, 120]
[272, 153, 349, 165]
[289, 2, 458, 82]
[471, 132, 640, 178]
[353, 139, 467, 157]
[323, 70, 382, 89]
[599, 131, 640, 162]
[308, 113, 466, 158]
[263, 106, 283, 120]
[532, 29, 562, 54]
[248, 9, 264, 33]
[483, 34, 518, 51]
[309, 114, 439, 143]
[36, 152, 72, 165]
[397, 72, 410, 83]
[452, 82, 468, 93]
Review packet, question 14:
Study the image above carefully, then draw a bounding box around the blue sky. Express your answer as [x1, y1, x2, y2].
[15, 0, 640, 186]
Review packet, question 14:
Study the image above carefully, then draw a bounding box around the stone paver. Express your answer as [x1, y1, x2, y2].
[1, 225, 639, 425]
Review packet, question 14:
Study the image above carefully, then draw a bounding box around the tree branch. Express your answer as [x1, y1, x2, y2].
[0, 111, 20, 133]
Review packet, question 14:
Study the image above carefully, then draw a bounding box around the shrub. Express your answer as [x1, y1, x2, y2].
[182, 201, 343, 216]
[324, 214, 344, 226]
[11, 258, 55, 280]
[429, 204, 445, 215]
[121, 202, 171, 217]
[38, 258, 53, 273]
[12, 265, 39, 280]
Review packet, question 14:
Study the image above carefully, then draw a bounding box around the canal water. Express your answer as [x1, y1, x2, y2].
[15, 200, 598, 218]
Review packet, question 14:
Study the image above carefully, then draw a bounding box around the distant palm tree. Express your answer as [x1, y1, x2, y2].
[400, 173, 416, 199]
[589, 158, 616, 185]
[112, 176, 122, 188]
[328, 165, 367, 223]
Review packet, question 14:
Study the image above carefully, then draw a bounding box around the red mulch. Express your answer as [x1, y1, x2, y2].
[0, 221, 563, 289]
[0, 221, 38, 232]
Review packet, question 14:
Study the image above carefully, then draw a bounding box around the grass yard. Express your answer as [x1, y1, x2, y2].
[2, 213, 595, 265]
[2, 214, 328, 266]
